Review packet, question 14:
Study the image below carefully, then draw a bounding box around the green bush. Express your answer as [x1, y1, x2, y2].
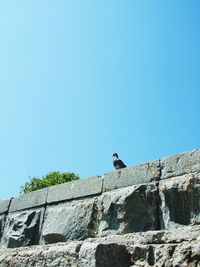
[20, 171, 80, 194]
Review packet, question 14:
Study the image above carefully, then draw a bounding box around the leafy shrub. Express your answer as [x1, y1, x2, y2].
[20, 171, 80, 194]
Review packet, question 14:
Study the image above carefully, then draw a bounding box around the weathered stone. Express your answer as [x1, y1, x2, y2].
[127, 242, 200, 267]
[42, 198, 97, 244]
[0, 148, 200, 266]
[0, 215, 5, 239]
[86, 224, 200, 248]
[97, 183, 159, 237]
[78, 242, 132, 267]
[159, 173, 200, 229]
[1, 208, 44, 248]
[43, 183, 160, 244]
[9, 188, 48, 212]
[0, 226, 199, 267]
[0, 199, 11, 215]
[0, 242, 81, 267]
[160, 149, 200, 180]
[103, 160, 160, 192]
[47, 176, 102, 204]
[83, 225, 200, 266]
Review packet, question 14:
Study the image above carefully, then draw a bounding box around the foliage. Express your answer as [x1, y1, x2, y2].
[20, 171, 80, 194]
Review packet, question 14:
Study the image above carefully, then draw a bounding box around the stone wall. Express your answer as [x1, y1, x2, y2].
[0, 149, 200, 266]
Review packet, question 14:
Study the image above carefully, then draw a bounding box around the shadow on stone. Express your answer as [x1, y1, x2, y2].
[95, 244, 132, 267]
[1, 210, 43, 248]
[43, 233, 66, 244]
[164, 188, 191, 225]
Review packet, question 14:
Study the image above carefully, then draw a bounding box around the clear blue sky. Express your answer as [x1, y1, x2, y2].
[0, 1, 200, 199]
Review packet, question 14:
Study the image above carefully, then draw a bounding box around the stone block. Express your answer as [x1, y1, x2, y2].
[127, 242, 200, 267]
[97, 183, 159, 237]
[47, 176, 102, 204]
[160, 149, 200, 180]
[0, 226, 199, 267]
[103, 160, 160, 192]
[0, 242, 80, 267]
[9, 188, 48, 212]
[1, 208, 44, 248]
[78, 242, 132, 267]
[0, 215, 5, 239]
[0, 199, 11, 215]
[159, 173, 200, 229]
[42, 198, 97, 244]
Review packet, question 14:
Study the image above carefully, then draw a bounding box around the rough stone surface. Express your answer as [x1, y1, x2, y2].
[9, 188, 48, 212]
[160, 148, 200, 180]
[159, 173, 200, 229]
[103, 160, 160, 192]
[127, 242, 200, 267]
[47, 176, 102, 204]
[78, 242, 132, 267]
[42, 198, 97, 244]
[97, 183, 159, 236]
[0, 242, 81, 267]
[42, 183, 159, 245]
[89, 224, 200, 245]
[1, 208, 44, 248]
[0, 148, 200, 266]
[0, 199, 11, 215]
[0, 215, 5, 239]
[0, 226, 199, 267]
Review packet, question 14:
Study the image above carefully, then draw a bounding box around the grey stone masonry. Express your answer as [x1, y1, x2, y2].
[103, 160, 160, 192]
[9, 188, 48, 212]
[160, 149, 200, 180]
[47, 176, 103, 204]
[0, 147, 200, 258]
[0, 199, 11, 215]
[1, 208, 45, 248]
[0, 225, 199, 267]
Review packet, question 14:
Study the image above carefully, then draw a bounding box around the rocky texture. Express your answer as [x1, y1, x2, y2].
[9, 189, 48, 212]
[160, 149, 200, 180]
[128, 242, 200, 267]
[78, 242, 132, 267]
[0, 215, 5, 239]
[97, 183, 159, 236]
[1, 208, 44, 248]
[42, 198, 96, 244]
[0, 199, 11, 215]
[42, 183, 159, 245]
[0, 148, 200, 266]
[47, 176, 102, 204]
[103, 160, 160, 192]
[0, 242, 81, 267]
[0, 226, 199, 267]
[159, 173, 200, 229]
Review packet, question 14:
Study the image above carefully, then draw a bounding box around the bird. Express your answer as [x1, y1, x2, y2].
[112, 153, 127, 170]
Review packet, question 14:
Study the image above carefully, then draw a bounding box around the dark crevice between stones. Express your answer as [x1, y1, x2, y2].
[155, 159, 162, 230]
[88, 200, 99, 238]
[147, 245, 155, 266]
[155, 184, 162, 230]
[40, 190, 49, 244]
[43, 233, 66, 244]
[75, 243, 82, 259]
[164, 189, 191, 225]
[95, 243, 132, 267]
[100, 176, 104, 194]
[168, 245, 176, 258]
[1, 198, 13, 236]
